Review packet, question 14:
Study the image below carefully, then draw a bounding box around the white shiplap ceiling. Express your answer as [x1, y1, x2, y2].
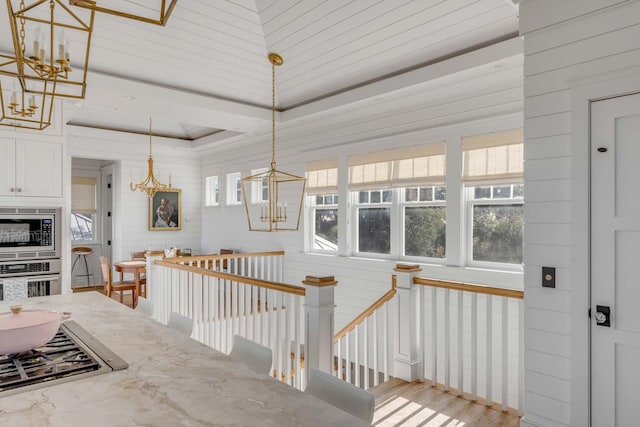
[0, 0, 520, 142]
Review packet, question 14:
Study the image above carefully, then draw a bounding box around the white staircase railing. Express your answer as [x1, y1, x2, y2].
[333, 276, 397, 389]
[147, 252, 337, 392]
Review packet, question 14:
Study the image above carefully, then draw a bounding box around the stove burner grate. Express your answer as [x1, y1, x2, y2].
[0, 324, 104, 393]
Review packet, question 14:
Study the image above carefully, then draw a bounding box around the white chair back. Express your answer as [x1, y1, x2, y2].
[167, 311, 193, 336]
[135, 297, 154, 317]
[304, 368, 375, 423]
[228, 335, 273, 375]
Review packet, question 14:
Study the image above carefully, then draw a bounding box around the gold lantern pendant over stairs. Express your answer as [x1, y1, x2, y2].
[241, 53, 306, 232]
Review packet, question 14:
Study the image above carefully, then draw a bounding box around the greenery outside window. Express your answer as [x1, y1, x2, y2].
[402, 186, 446, 259]
[353, 189, 392, 255]
[462, 129, 524, 268]
[71, 176, 97, 242]
[349, 142, 446, 258]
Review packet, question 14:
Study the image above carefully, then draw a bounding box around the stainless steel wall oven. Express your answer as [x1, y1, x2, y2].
[0, 208, 61, 301]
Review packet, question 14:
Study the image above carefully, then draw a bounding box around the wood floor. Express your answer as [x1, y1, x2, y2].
[370, 379, 520, 427]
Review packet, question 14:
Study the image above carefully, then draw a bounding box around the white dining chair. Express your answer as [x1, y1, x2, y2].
[167, 311, 193, 336]
[135, 297, 154, 317]
[228, 335, 273, 375]
[304, 368, 375, 424]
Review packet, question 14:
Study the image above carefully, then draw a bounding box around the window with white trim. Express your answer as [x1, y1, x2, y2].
[71, 176, 97, 242]
[226, 172, 242, 205]
[205, 175, 219, 206]
[250, 168, 269, 204]
[349, 142, 446, 258]
[463, 129, 524, 267]
[306, 160, 338, 252]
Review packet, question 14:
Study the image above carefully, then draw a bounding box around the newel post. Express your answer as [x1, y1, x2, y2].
[393, 263, 423, 382]
[145, 251, 165, 322]
[302, 275, 337, 378]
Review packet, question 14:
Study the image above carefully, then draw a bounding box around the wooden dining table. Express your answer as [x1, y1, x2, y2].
[114, 260, 146, 308]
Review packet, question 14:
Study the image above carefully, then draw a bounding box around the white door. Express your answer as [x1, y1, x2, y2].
[591, 92, 640, 426]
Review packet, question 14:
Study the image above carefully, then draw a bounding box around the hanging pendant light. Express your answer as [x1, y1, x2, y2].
[5, 0, 95, 99]
[130, 118, 172, 198]
[241, 53, 306, 232]
[0, 73, 56, 130]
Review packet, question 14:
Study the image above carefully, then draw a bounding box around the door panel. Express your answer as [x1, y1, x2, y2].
[591, 92, 640, 427]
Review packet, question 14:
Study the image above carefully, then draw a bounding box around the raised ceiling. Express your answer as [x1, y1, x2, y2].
[0, 0, 520, 142]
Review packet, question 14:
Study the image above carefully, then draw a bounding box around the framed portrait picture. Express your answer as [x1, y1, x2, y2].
[149, 189, 182, 231]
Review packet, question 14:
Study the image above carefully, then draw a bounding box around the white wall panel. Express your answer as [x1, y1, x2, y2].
[521, 1, 640, 425]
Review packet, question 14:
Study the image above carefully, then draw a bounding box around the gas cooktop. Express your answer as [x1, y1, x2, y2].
[0, 320, 128, 396]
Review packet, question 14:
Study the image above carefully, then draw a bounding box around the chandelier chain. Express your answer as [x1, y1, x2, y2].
[19, 0, 26, 56]
[149, 118, 153, 157]
[271, 58, 276, 167]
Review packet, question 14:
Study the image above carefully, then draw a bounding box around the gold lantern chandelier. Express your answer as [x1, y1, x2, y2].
[5, 0, 95, 99]
[130, 118, 172, 198]
[0, 56, 56, 130]
[241, 53, 306, 232]
[69, 0, 177, 26]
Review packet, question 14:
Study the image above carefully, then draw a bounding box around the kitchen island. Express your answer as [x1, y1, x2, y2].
[0, 292, 371, 426]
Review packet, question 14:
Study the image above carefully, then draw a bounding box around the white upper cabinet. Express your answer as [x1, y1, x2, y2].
[0, 138, 62, 198]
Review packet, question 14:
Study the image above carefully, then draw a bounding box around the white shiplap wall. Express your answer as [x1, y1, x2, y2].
[520, 1, 640, 426]
[67, 126, 202, 294]
[200, 53, 525, 331]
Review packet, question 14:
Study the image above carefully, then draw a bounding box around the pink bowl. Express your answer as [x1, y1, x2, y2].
[0, 307, 71, 355]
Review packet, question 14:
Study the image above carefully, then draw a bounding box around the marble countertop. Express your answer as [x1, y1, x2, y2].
[0, 292, 371, 426]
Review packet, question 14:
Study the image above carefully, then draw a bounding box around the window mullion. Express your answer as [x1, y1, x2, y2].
[390, 187, 401, 259]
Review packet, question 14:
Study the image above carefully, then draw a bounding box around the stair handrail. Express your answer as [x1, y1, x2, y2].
[161, 250, 285, 264]
[413, 276, 523, 299]
[154, 259, 305, 296]
[333, 275, 397, 343]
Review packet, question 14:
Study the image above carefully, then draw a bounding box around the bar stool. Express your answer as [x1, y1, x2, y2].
[72, 246, 93, 287]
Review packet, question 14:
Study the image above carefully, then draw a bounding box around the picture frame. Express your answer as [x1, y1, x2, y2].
[149, 189, 182, 231]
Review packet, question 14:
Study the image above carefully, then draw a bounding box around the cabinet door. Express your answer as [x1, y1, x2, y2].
[15, 140, 62, 197]
[0, 138, 16, 196]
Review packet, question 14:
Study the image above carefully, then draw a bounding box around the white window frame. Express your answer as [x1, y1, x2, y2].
[250, 168, 269, 204]
[351, 188, 394, 259]
[400, 185, 447, 262]
[307, 193, 339, 253]
[205, 175, 219, 206]
[70, 172, 101, 244]
[465, 183, 524, 271]
[226, 172, 242, 205]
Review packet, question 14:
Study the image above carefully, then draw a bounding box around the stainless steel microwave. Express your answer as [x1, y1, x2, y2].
[0, 207, 60, 259]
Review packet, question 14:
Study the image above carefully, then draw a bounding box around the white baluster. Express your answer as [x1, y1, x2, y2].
[346, 332, 351, 384]
[355, 324, 360, 388]
[431, 287, 438, 386]
[373, 310, 379, 387]
[518, 298, 524, 416]
[444, 288, 450, 391]
[502, 296, 508, 411]
[383, 302, 389, 382]
[457, 290, 464, 396]
[471, 293, 478, 401]
[486, 295, 493, 406]
[364, 316, 369, 389]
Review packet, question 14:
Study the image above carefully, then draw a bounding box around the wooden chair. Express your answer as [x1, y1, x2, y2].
[99, 256, 137, 306]
[130, 251, 147, 297]
[217, 248, 234, 271]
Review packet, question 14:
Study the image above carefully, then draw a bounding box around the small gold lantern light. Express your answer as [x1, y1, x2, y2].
[0, 63, 56, 130]
[241, 53, 306, 232]
[69, 0, 176, 26]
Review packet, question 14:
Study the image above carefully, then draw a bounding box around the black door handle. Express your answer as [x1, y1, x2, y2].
[595, 305, 611, 327]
